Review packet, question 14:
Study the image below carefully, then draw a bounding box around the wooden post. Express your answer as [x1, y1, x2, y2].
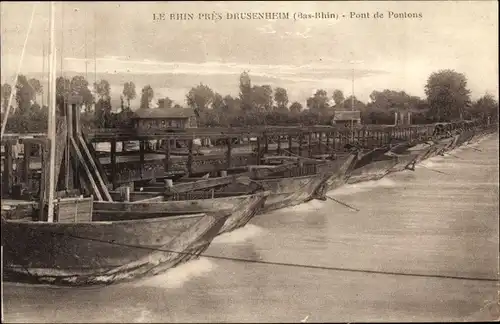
[256, 137, 261, 165]
[220, 170, 227, 177]
[187, 139, 193, 176]
[164, 138, 171, 173]
[264, 132, 269, 153]
[165, 179, 173, 193]
[333, 130, 337, 151]
[277, 134, 281, 155]
[318, 132, 322, 154]
[325, 132, 330, 154]
[39, 141, 49, 221]
[65, 102, 75, 190]
[22, 142, 31, 188]
[308, 132, 313, 157]
[124, 186, 130, 202]
[226, 137, 232, 169]
[139, 140, 145, 178]
[298, 132, 303, 157]
[110, 139, 117, 189]
[288, 134, 293, 156]
[3, 143, 13, 195]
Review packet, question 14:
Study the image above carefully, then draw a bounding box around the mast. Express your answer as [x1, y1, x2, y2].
[42, 38, 45, 107]
[351, 67, 354, 131]
[46, 1, 57, 222]
[85, 10, 88, 79]
[94, 11, 97, 99]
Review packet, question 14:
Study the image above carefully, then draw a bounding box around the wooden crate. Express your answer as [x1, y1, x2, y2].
[54, 197, 93, 223]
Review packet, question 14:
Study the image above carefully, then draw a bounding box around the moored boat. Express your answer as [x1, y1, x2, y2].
[314, 151, 360, 193]
[0, 1, 231, 287]
[345, 146, 398, 184]
[216, 164, 328, 213]
[1, 208, 229, 286]
[97, 190, 270, 235]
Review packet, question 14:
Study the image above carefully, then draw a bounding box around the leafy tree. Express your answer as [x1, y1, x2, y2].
[157, 97, 173, 109]
[251, 85, 273, 112]
[332, 89, 345, 107]
[468, 93, 498, 121]
[289, 101, 303, 114]
[186, 83, 214, 112]
[306, 89, 329, 113]
[343, 95, 366, 111]
[70, 76, 94, 111]
[221, 95, 241, 114]
[212, 92, 224, 111]
[94, 79, 111, 101]
[15, 75, 36, 115]
[274, 87, 289, 111]
[140, 85, 154, 109]
[95, 98, 112, 128]
[28, 78, 43, 102]
[239, 71, 253, 111]
[1, 83, 12, 112]
[369, 90, 422, 112]
[120, 95, 125, 112]
[55, 77, 71, 115]
[424, 69, 471, 122]
[122, 82, 137, 109]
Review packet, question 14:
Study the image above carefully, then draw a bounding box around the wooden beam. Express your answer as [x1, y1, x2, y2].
[164, 138, 171, 173]
[226, 137, 232, 169]
[170, 175, 237, 193]
[256, 137, 261, 165]
[264, 132, 269, 153]
[3, 143, 14, 195]
[139, 140, 145, 178]
[110, 139, 117, 189]
[332, 130, 337, 151]
[318, 132, 322, 154]
[325, 132, 330, 153]
[298, 132, 303, 157]
[187, 139, 193, 176]
[308, 132, 312, 157]
[65, 103, 74, 190]
[22, 142, 32, 187]
[277, 134, 281, 155]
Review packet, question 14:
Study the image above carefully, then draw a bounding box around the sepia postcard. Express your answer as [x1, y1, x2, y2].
[0, 1, 498, 323]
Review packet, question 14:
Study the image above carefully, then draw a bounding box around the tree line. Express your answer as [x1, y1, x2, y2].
[1, 69, 498, 133]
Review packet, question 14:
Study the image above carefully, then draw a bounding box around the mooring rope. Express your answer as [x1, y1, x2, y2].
[29, 230, 499, 283]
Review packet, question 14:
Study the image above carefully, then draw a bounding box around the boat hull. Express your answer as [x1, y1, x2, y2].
[218, 192, 268, 234]
[430, 136, 456, 157]
[1, 212, 227, 286]
[455, 129, 475, 147]
[388, 152, 420, 173]
[94, 191, 269, 235]
[257, 174, 325, 213]
[317, 152, 359, 193]
[346, 157, 398, 184]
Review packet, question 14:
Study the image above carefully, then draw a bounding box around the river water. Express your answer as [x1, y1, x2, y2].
[3, 135, 499, 323]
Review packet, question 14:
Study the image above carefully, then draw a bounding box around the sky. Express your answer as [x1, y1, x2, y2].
[1, 1, 498, 108]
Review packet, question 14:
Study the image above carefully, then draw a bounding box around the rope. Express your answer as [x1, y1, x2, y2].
[1, 3, 38, 138]
[38, 230, 499, 283]
[325, 196, 360, 212]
